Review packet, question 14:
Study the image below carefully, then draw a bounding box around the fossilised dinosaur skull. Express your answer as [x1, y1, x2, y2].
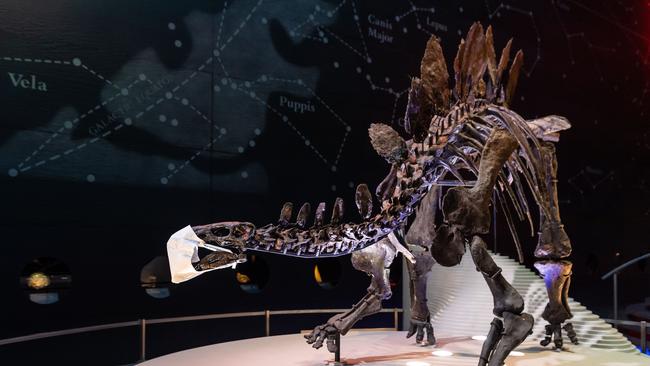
[192, 222, 255, 270]
[166, 222, 254, 283]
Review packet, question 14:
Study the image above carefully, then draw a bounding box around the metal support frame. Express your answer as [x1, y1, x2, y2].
[393, 308, 399, 331]
[334, 332, 341, 364]
[641, 321, 647, 354]
[139, 319, 146, 361]
[601, 253, 649, 322]
[265, 310, 270, 337]
[613, 273, 618, 321]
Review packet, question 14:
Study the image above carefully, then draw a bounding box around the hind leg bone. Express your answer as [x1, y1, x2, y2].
[471, 236, 533, 366]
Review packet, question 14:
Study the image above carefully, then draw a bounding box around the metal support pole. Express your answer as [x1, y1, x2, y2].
[393, 308, 399, 331]
[335, 332, 341, 363]
[641, 321, 647, 354]
[139, 319, 146, 361]
[613, 273, 618, 321]
[264, 310, 270, 336]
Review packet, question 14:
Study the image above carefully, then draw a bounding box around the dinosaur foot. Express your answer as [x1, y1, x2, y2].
[406, 318, 436, 346]
[540, 322, 579, 350]
[304, 321, 340, 353]
[479, 312, 534, 366]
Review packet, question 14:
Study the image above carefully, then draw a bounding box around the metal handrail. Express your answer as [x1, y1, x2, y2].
[601, 252, 650, 280]
[600, 252, 650, 321]
[0, 307, 403, 362]
[0, 320, 140, 346]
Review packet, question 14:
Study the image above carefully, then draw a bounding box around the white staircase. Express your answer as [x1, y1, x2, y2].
[426, 250, 639, 353]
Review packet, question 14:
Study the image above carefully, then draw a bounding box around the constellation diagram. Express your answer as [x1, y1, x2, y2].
[1, 0, 646, 196]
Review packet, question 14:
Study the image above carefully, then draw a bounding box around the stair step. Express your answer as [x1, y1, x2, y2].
[424, 250, 638, 355]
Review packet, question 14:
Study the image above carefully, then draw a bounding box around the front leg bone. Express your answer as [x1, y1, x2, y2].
[535, 142, 572, 259]
[534, 260, 578, 348]
[305, 239, 395, 354]
[406, 250, 436, 345]
[534, 260, 573, 324]
[304, 291, 382, 352]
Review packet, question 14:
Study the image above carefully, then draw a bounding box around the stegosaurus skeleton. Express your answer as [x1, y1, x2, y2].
[166, 23, 577, 365]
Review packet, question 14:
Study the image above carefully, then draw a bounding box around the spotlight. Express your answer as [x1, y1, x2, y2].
[27, 272, 50, 290]
[21, 257, 71, 305]
[235, 254, 269, 294]
[313, 258, 341, 289]
[432, 350, 453, 357]
[510, 351, 525, 357]
[472, 335, 487, 341]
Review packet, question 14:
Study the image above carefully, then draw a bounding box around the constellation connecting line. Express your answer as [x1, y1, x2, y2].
[290, 0, 347, 35]
[1, 56, 122, 88]
[10, 49, 215, 176]
[14, 78, 140, 171]
[1, 56, 140, 172]
[290, 0, 372, 63]
[394, 0, 437, 37]
[218, 0, 263, 52]
[161, 131, 225, 185]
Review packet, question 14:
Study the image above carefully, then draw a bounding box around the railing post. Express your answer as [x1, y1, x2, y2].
[393, 308, 399, 331]
[264, 310, 270, 337]
[139, 319, 146, 361]
[641, 321, 647, 354]
[613, 273, 618, 322]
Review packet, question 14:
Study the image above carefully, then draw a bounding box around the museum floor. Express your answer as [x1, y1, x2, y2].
[139, 330, 648, 366]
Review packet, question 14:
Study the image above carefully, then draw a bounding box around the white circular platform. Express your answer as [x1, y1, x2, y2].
[140, 331, 648, 366]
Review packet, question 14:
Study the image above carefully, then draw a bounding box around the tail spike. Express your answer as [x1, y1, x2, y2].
[314, 202, 327, 227]
[279, 202, 293, 225]
[331, 197, 344, 224]
[296, 202, 311, 228]
[355, 184, 373, 219]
